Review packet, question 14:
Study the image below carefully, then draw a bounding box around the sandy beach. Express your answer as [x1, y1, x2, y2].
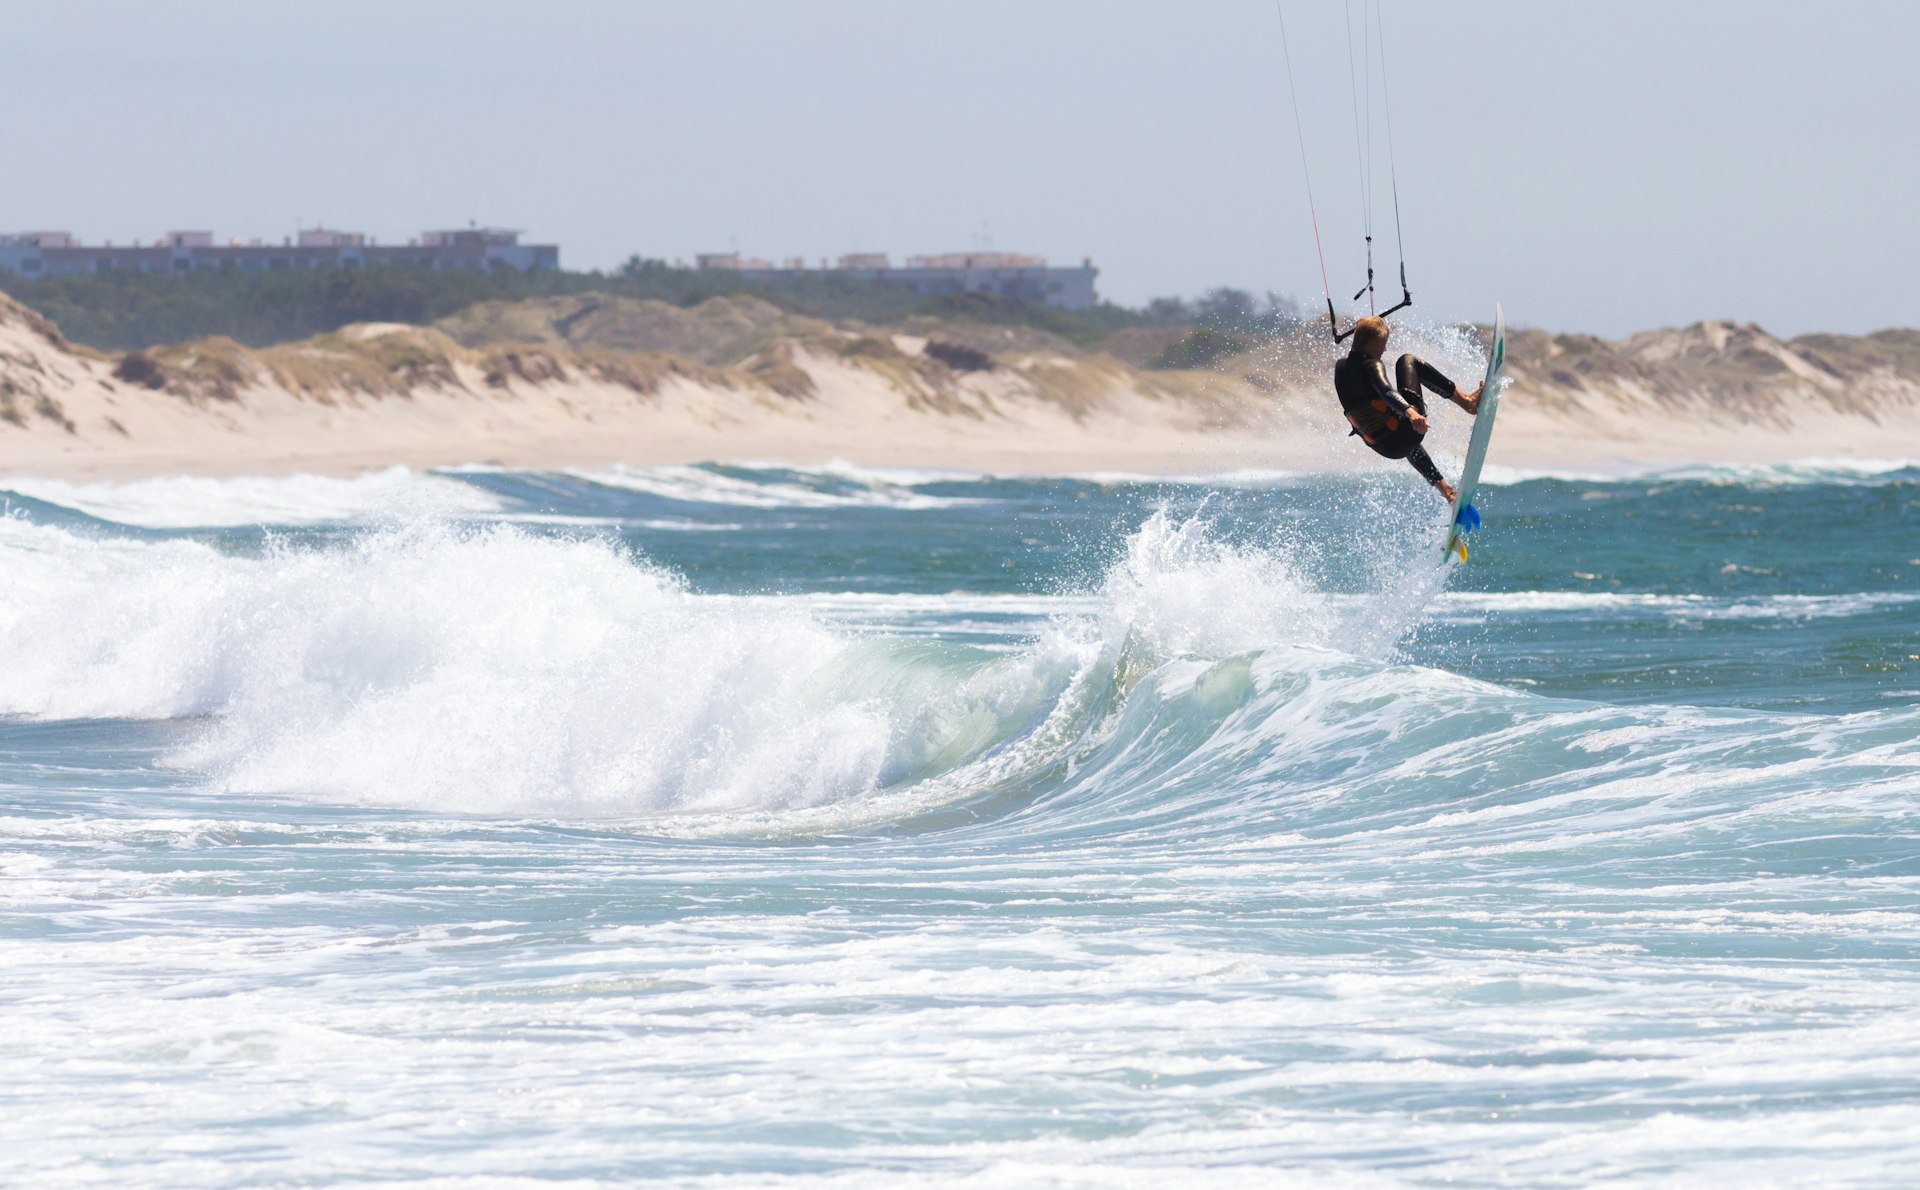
[3, 294, 1916, 482]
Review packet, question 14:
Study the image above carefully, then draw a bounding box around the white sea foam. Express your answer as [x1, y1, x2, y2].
[800, 592, 1092, 619]
[746, 580, 1661, 649]
[1439, 590, 1920, 619]
[1064, 467, 1312, 487]
[1654, 458, 1920, 485]
[719, 460, 1320, 489]
[7, 460, 1920, 1184]
[0, 519, 1085, 816]
[3, 493, 1905, 832]
[1477, 462, 1660, 485]
[764, 455, 1919, 491]
[733, 457, 998, 488]
[0, 507, 1400, 822]
[1479, 457, 1920, 487]
[565, 462, 987, 509]
[0, 516, 1046, 814]
[0, 466, 505, 527]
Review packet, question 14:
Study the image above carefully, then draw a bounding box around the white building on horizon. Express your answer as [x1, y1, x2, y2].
[695, 249, 1099, 310]
[0, 226, 559, 277]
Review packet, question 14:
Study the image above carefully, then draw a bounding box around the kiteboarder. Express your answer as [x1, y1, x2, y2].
[1333, 316, 1481, 502]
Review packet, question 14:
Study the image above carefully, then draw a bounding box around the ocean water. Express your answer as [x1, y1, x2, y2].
[3, 456, 1919, 1185]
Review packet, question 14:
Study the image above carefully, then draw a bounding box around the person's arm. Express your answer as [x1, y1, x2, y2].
[1364, 360, 1410, 415]
[1368, 360, 1431, 432]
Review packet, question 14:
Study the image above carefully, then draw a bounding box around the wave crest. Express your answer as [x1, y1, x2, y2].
[14, 505, 1901, 835]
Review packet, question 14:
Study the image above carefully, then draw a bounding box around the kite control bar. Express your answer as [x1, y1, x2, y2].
[1376, 259, 1414, 320]
[1325, 259, 1413, 345]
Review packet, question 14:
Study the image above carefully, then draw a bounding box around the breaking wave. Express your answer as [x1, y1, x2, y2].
[2, 505, 1914, 839]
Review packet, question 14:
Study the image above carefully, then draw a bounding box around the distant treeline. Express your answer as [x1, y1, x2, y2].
[0, 256, 1301, 355]
[0, 262, 885, 351]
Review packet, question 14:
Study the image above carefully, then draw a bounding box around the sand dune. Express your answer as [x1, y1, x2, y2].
[1, 292, 1915, 480]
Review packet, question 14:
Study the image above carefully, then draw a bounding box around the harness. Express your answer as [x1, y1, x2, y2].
[1333, 354, 1408, 447]
[1345, 399, 1402, 446]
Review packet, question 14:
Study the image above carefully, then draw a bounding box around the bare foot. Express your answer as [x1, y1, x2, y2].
[1435, 478, 1458, 503]
[1454, 384, 1483, 414]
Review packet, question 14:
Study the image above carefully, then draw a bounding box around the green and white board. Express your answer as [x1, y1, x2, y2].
[1442, 303, 1506, 564]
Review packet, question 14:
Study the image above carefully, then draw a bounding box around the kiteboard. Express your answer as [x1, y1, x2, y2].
[1442, 304, 1506, 564]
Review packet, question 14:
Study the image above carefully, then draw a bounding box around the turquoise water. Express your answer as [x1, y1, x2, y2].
[3, 459, 1918, 1185]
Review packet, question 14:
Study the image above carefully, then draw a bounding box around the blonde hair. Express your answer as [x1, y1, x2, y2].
[1351, 316, 1390, 352]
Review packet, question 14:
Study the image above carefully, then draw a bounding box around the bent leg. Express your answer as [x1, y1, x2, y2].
[1394, 354, 1458, 413]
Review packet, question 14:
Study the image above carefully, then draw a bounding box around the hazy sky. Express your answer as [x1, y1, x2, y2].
[5, 0, 1916, 337]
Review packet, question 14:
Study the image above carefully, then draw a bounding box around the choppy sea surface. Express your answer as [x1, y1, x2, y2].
[3, 453, 1918, 1186]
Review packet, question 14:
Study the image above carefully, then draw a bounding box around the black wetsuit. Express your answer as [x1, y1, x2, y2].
[1332, 351, 1458, 487]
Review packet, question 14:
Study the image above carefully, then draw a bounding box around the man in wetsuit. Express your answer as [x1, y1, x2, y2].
[1333, 316, 1481, 502]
